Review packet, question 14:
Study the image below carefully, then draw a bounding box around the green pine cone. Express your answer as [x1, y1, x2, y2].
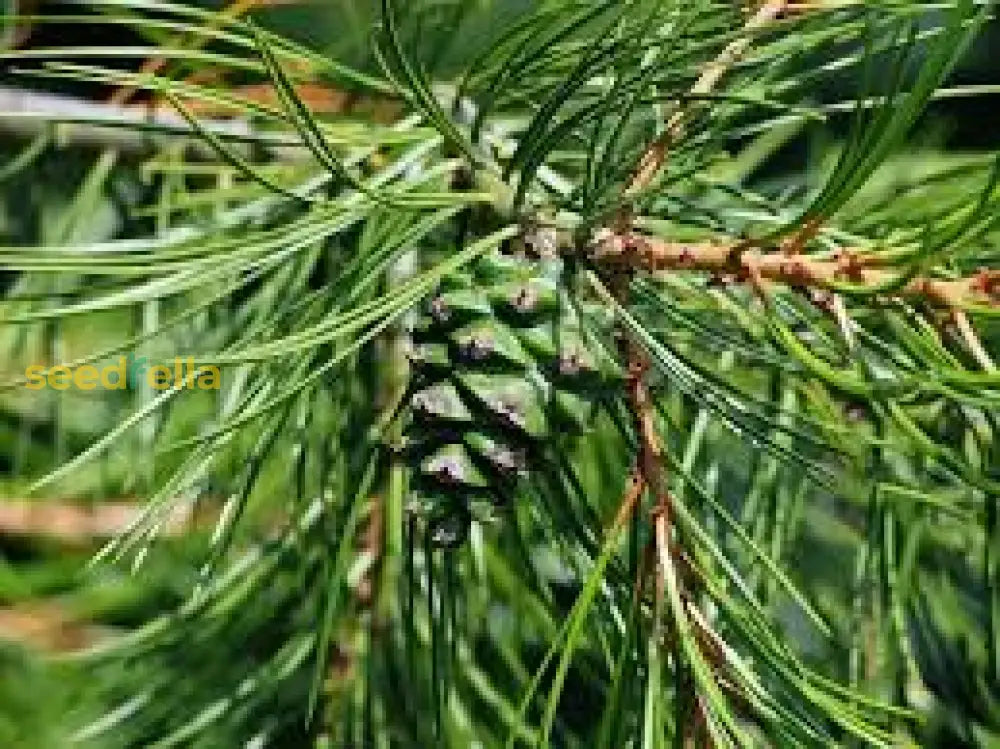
[404, 246, 622, 546]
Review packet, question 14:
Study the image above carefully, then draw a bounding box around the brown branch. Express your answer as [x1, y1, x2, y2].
[611, 5, 785, 726]
[627, 345, 671, 511]
[0, 500, 196, 545]
[610, 467, 647, 533]
[592, 233, 1000, 310]
[616, 0, 810, 527]
[183, 83, 347, 116]
[626, 0, 795, 197]
[0, 602, 113, 653]
[606, 9, 825, 743]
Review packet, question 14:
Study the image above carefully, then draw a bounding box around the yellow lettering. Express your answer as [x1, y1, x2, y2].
[148, 365, 171, 390]
[102, 357, 127, 390]
[24, 365, 46, 390]
[74, 365, 98, 391]
[48, 365, 71, 391]
[197, 366, 221, 390]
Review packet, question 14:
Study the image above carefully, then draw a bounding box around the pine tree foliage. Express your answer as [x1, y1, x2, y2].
[1, 0, 999, 746]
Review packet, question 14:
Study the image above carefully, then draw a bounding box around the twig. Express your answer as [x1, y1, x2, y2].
[591, 233, 1000, 310]
[0, 499, 195, 543]
[612, 0, 798, 532]
[613, 0, 800, 544]
[626, 0, 793, 197]
[611, 467, 647, 531]
[613, 8, 820, 742]
[0, 602, 113, 652]
[626, 345, 670, 509]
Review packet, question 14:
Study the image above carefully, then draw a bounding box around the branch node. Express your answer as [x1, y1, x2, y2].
[835, 250, 866, 282]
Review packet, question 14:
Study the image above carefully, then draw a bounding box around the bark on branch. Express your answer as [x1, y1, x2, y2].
[591, 233, 1000, 310]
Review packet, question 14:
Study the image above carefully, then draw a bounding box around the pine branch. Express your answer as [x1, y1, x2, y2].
[590, 233, 1000, 310]
[597, 2, 932, 742]
[611, 0, 800, 507]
